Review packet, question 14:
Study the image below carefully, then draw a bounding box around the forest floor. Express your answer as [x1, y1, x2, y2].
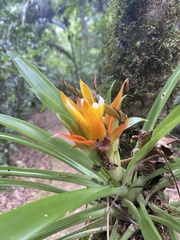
[0, 109, 179, 239]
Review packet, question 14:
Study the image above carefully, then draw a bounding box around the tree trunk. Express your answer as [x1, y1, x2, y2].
[100, 0, 180, 118]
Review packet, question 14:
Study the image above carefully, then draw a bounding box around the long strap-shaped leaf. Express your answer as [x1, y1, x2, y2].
[143, 64, 180, 131]
[149, 203, 180, 233]
[0, 114, 108, 182]
[0, 131, 93, 175]
[0, 186, 127, 240]
[7, 51, 63, 114]
[0, 178, 64, 194]
[122, 197, 161, 240]
[137, 195, 162, 240]
[34, 203, 107, 239]
[0, 166, 102, 187]
[7, 51, 80, 134]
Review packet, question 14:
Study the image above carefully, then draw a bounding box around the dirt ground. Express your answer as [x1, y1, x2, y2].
[0, 109, 179, 239]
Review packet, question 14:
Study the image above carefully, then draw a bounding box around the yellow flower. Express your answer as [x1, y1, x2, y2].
[60, 80, 106, 147]
[58, 79, 131, 149]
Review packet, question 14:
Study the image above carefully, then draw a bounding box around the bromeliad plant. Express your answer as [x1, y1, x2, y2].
[55, 78, 143, 183]
[0, 51, 179, 240]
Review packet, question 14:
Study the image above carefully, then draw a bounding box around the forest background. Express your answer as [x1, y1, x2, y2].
[0, 0, 179, 165]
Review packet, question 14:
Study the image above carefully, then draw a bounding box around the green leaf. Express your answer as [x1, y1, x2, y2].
[0, 115, 108, 181]
[0, 166, 102, 187]
[170, 229, 180, 240]
[137, 195, 162, 240]
[58, 218, 107, 240]
[0, 186, 127, 240]
[106, 80, 116, 104]
[124, 105, 180, 180]
[121, 224, 137, 240]
[0, 131, 94, 176]
[0, 178, 64, 193]
[31, 89, 79, 133]
[149, 203, 180, 233]
[33, 203, 107, 239]
[145, 170, 180, 200]
[109, 219, 121, 240]
[7, 51, 63, 113]
[7, 51, 74, 130]
[121, 198, 161, 239]
[143, 64, 180, 131]
[127, 117, 147, 128]
[131, 158, 180, 198]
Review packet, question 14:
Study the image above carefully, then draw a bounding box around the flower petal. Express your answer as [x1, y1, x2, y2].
[82, 99, 106, 140]
[80, 79, 94, 105]
[108, 117, 115, 135]
[111, 78, 129, 109]
[110, 120, 128, 141]
[104, 79, 128, 127]
[61, 133, 95, 147]
[61, 92, 86, 127]
[110, 117, 145, 141]
[92, 96, 104, 121]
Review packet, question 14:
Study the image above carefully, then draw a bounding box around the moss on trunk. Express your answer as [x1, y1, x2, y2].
[100, 0, 180, 117]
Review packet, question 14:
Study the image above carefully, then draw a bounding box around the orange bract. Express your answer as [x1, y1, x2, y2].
[104, 79, 128, 127]
[59, 79, 129, 147]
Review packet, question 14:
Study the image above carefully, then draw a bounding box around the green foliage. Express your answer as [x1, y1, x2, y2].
[0, 52, 179, 239]
[143, 64, 180, 131]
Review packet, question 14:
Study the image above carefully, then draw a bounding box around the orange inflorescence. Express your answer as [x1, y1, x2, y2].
[59, 79, 129, 148]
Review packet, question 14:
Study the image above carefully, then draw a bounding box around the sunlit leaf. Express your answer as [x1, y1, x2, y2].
[7, 51, 72, 124]
[0, 178, 64, 193]
[0, 186, 126, 240]
[0, 115, 108, 181]
[33, 203, 107, 239]
[143, 64, 180, 131]
[0, 166, 102, 187]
